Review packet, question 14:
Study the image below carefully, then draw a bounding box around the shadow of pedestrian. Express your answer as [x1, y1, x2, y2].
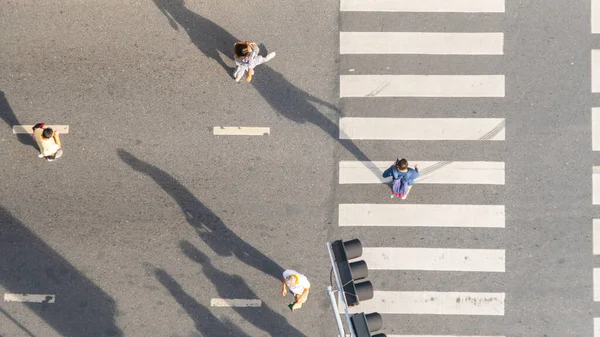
[149, 0, 382, 176]
[0, 205, 122, 337]
[0, 90, 37, 147]
[180, 240, 305, 337]
[153, 0, 236, 74]
[117, 149, 284, 280]
[154, 268, 251, 337]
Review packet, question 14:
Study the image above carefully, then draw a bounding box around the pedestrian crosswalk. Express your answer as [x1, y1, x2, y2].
[336, 1, 505, 335]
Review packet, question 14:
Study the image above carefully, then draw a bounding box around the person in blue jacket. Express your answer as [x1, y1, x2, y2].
[383, 158, 419, 199]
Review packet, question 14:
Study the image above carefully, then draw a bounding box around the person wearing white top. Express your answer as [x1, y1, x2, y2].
[32, 124, 63, 161]
[281, 269, 310, 311]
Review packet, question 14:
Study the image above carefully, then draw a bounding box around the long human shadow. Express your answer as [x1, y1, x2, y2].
[153, 0, 236, 74]
[0, 205, 122, 337]
[154, 268, 251, 337]
[0, 90, 37, 147]
[180, 241, 305, 337]
[117, 149, 283, 280]
[150, 0, 380, 175]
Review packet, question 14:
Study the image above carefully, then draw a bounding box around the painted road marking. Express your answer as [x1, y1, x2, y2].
[4, 293, 55, 303]
[340, 75, 505, 98]
[13, 125, 69, 134]
[594, 51, 600, 92]
[362, 247, 505, 272]
[594, 0, 600, 33]
[339, 118, 505, 140]
[339, 204, 505, 228]
[595, 269, 600, 301]
[210, 298, 262, 307]
[593, 108, 600, 150]
[594, 167, 600, 205]
[340, 0, 505, 12]
[340, 32, 504, 55]
[342, 291, 505, 315]
[595, 220, 600, 255]
[212, 127, 270, 136]
[386, 334, 505, 337]
[339, 161, 505, 185]
[596, 317, 600, 337]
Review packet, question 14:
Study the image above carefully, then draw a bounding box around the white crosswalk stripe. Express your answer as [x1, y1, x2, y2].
[340, 0, 505, 13]
[342, 291, 505, 315]
[339, 161, 505, 185]
[339, 204, 505, 227]
[339, 117, 505, 140]
[336, 1, 506, 334]
[594, 167, 600, 205]
[362, 247, 505, 272]
[593, 108, 600, 150]
[340, 32, 504, 55]
[593, 50, 600, 92]
[340, 75, 505, 98]
[594, 0, 600, 33]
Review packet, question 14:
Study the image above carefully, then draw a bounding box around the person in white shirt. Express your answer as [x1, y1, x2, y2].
[281, 269, 310, 311]
[32, 123, 62, 161]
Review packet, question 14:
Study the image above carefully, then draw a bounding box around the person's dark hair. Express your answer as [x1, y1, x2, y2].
[234, 43, 249, 59]
[397, 158, 408, 170]
[42, 128, 54, 138]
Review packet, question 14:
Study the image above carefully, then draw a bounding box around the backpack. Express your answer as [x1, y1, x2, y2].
[391, 173, 409, 197]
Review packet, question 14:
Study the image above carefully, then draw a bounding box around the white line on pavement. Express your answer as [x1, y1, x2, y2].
[594, 51, 600, 92]
[340, 32, 504, 55]
[593, 109, 600, 150]
[594, 0, 600, 33]
[339, 118, 505, 140]
[342, 291, 505, 315]
[594, 268, 600, 302]
[362, 247, 505, 272]
[13, 125, 69, 134]
[339, 204, 505, 228]
[340, 75, 505, 98]
[594, 167, 600, 205]
[340, 0, 505, 12]
[339, 161, 505, 185]
[210, 298, 262, 307]
[595, 220, 600, 255]
[212, 127, 270, 136]
[4, 293, 55, 303]
[596, 317, 600, 337]
[387, 335, 505, 337]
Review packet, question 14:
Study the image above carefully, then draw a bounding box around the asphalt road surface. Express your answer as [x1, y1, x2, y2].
[1, 0, 598, 337]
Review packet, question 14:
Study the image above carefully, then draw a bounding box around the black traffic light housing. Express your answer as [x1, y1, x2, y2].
[331, 239, 374, 306]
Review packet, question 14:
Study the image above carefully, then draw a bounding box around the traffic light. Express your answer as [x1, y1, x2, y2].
[330, 239, 386, 337]
[330, 239, 373, 306]
[350, 312, 386, 337]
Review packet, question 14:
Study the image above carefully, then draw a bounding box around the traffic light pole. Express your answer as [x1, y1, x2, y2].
[327, 286, 346, 337]
[327, 241, 357, 337]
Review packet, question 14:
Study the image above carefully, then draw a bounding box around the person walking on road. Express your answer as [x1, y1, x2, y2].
[281, 269, 310, 312]
[233, 41, 276, 83]
[383, 158, 418, 199]
[32, 123, 63, 161]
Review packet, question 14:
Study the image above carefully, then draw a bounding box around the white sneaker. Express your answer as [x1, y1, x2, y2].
[265, 52, 276, 62]
[38, 153, 44, 158]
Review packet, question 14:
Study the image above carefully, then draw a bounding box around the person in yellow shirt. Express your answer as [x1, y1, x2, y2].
[32, 123, 62, 161]
[281, 269, 310, 311]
